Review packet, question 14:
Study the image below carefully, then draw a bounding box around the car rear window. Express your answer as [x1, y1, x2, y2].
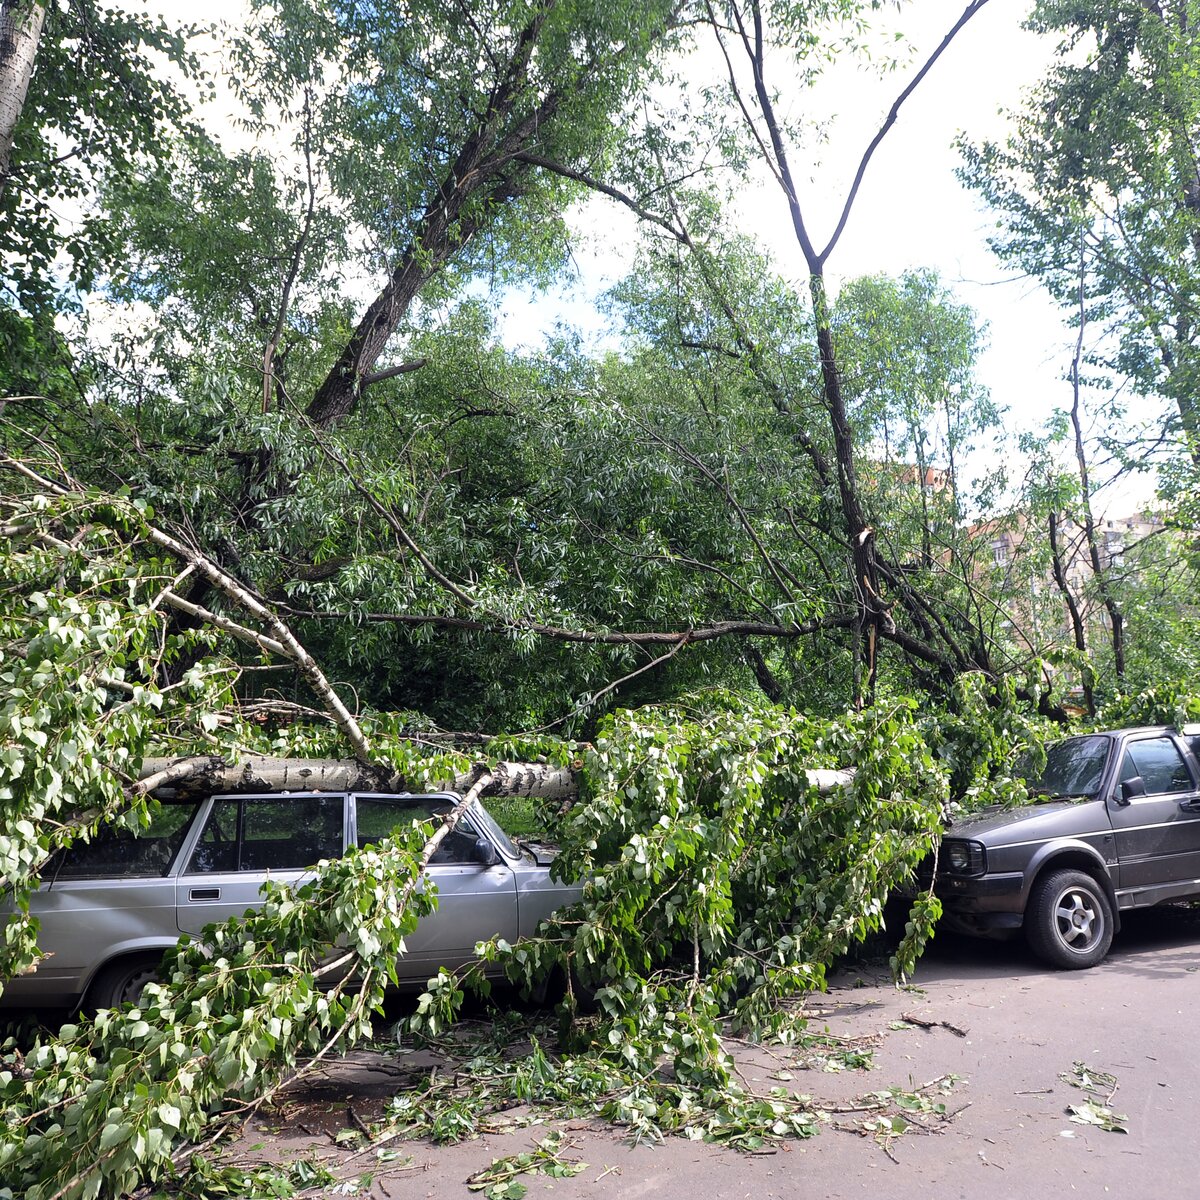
[50, 801, 201, 880]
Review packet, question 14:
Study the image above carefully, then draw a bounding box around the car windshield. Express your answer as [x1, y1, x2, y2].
[1024, 735, 1111, 799]
[471, 801, 518, 859]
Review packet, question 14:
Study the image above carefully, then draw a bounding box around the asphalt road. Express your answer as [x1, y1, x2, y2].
[252, 904, 1200, 1199]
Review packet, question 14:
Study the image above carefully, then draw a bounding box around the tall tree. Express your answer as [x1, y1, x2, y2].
[257, 0, 684, 427]
[0, 0, 196, 317]
[959, 0, 1200, 475]
[579, 0, 995, 703]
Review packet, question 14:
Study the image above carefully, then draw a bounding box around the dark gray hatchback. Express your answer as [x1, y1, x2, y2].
[935, 725, 1200, 968]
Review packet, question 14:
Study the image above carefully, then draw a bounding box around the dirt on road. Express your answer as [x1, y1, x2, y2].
[231, 904, 1200, 1199]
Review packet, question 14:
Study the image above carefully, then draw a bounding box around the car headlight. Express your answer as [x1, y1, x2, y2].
[943, 838, 987, 876]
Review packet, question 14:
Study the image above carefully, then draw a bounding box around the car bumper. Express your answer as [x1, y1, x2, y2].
[935, 870, 1026, 938]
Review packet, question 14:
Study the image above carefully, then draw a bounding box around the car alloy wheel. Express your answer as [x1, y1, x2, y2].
[1026, 868, 1114, 970]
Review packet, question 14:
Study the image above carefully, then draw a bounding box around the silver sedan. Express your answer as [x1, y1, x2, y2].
[3, 791, 580, 1009]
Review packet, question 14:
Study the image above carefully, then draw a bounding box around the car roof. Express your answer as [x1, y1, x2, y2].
[1057, 726, 1181, 739]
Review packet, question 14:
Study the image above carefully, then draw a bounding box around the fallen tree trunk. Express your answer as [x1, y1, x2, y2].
[138, 754, 853, 802]
[137, 754, 579, 801]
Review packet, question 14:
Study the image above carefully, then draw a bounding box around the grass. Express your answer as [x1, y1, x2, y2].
[486, 796, 556, 841]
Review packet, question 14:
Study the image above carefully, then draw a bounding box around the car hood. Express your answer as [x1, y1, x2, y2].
[519, 840, 562, 867]
[948, 798, 1110, 845]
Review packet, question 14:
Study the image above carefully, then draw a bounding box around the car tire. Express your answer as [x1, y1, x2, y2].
[85, 954, 163, 1011]
[1025, 869, 1114, 969]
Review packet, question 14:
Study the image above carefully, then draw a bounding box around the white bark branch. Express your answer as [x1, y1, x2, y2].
[2, 456, 376, 765]
[136, 753, 577, 801]
[137, 754, 850, 803]
[161, 589, 289, 658]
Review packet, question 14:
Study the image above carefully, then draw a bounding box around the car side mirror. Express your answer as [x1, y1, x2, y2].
[1120, 776, 1146, 803]
[472, 837, 499, 867]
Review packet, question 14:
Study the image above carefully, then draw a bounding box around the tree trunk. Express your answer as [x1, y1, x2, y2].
[305, 3, 558, 427]
[811, 275, 885, 706]
[910, 421, 933, 568]
[0, 0, 45, 197]
[1069, 232, 1125, 686]
[305, 192, 489, 426]
[744, 642, 783, 703]
[718, 0, 988, 705]
[138, 754, 579, 802]
[1069, 388, 1125, 687]
[137, 754, 852, 802]
[1048, 509, 1093, 716]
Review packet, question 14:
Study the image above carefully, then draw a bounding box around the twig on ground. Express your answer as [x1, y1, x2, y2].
[899, 1012, 968, 1037]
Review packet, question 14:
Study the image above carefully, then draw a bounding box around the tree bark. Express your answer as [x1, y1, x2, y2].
[137, 754, 851, 802]
[0, 0, 45, 197]
[137, 754, 579, 802]
[745, 642, 783, 703]
[811, 277, 887, 705]
[1068, 232, 1125, 686]
[304, 189, 495, 425]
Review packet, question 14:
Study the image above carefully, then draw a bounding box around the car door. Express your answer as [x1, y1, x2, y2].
[23, 800, 203, 1002]
[351, 794, 518, 976]
[175, 793, 347, 936]
[1108, 734, 1200, 898]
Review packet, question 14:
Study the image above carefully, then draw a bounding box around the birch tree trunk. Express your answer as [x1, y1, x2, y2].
[0, 0, 45, 197]
[138, 755, 580, 802]
[137, 754, 852, 802]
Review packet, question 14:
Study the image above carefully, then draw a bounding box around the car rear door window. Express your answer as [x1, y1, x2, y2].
[1119, 738, 1194, 795]
[356, 797, 482, 864]
[186, 795, 344, 872]
[50, 801, 201, 879]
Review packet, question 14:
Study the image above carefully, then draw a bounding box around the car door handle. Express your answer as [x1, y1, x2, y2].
[188, 887, 221, 901]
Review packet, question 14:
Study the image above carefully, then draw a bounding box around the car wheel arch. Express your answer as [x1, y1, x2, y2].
[81, 946, 175, 1011]
[1022, 844, 1120, 933]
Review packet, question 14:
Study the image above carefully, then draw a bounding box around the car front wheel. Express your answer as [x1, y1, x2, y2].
[1025, 869, 1114, 969]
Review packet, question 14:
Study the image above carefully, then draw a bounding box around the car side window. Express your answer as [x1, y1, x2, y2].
[1119, 738, 1193, 796]
[356, 797, 481, 864]
[186, 795, 344, 873]
[50, 801, 201, 879]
